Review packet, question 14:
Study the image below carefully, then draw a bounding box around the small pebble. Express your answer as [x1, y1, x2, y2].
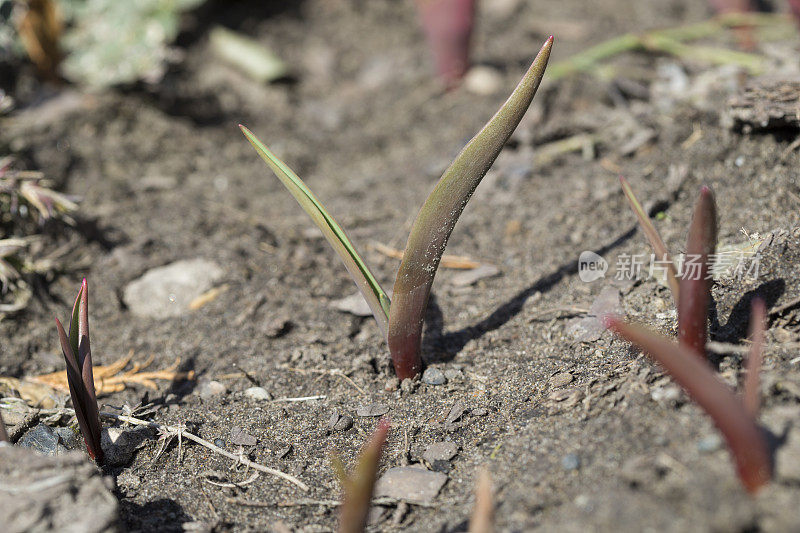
[230, 426, 257, 446]
[276, 445, 292, 458]
[244, 386, 272, 401]
[650, 385, 682, 405]
[423, 441, 459, 462]
[214, 438, 225, 448]
[263, 316, 292, 338]
[443, 368, 463, 381]
[18, 424, 70, 456]
[562, 453, 581, 471]
[430, 459, 451, 473]
[471, 408, 489, 417]
[328, 412, 354, 432]
[697, 434, 723, 453]
[331, 292, 372, 317]
[356, 403, 389, 417]
[422, 367, 447, 386]
[197, 380, 227, 399]
[375, 466, 448, 504]
[463, 65, 503, 96]
[549, 372, 574, 388]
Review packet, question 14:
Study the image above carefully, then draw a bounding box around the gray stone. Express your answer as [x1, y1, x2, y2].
[263, 316, 292, 338]
[18, 424, 75, 456]
[463, 66, 503, 96]
[443, 368, 463, 381]
[562, 453, 581, 471]
[230, 426, 257, 446]
[423, 441, 458, 462]
[0, 446, 120, 532]
[329, 413, 353, 432]
[197, 380, 227, 399]
[336, 416, 354, 431]
[101, 426, 153, 466]
[123, 258, 224, 318]
[430, 459, 451, 473]
[549, 372, 574, 388]
[375, 466, 448, 504]
[356, 403, 389, 417]
[422, 367, 447, 385]
[244, 386, 272, 401]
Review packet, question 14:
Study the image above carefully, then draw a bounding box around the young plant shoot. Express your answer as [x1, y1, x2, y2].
[608, 186, 772, 493]
[333, 419, 389, 533]
[605, 303, 771, 493]
[55, 278, 104, 463]
[415, 0, 476, 88]
[241, 36, 553, 380]
[620, 179, 717, 359]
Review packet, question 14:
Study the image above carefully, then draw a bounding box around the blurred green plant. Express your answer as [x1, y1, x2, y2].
[58, 0, 205, 87]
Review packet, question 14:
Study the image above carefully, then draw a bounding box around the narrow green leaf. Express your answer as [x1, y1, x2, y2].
[387, 36, 553, 380]
[240, 125, 391, 336]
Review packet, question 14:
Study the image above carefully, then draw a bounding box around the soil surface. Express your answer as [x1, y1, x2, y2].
[2, 0, 800, 531]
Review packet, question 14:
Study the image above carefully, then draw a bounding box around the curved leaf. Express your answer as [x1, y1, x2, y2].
[240, 125, 391, 337]
[387, 36, 553, 379]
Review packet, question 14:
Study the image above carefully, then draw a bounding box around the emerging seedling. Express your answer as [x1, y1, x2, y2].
[333, 419, 389, 533]
[608, 187, 771, 492]
[605, 302, 771, 493]
[468, 468, 494, 533]
[415, 0, 476, 88]
[241, 36, 553, 380]
[620, 180, 717, 359]
[55, 278, 104, 463]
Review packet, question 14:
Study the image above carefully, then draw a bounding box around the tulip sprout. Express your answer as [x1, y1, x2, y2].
[609, 185, 772, 493]
[55, 278, 104, 463]
[241, 37, 553, 380]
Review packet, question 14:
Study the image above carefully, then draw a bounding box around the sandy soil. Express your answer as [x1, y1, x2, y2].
[2, 0, 800, 531]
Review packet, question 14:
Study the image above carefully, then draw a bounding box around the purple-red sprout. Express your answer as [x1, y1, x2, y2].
[388, 36, 553, 380]
[336, 419, 390, 533]
[743, 298, 766, 418]
[677, 186, 717, 358]
[605, 311, 772, 493]
[55, 278, 103, 464]
[415, 0, 476, 88]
